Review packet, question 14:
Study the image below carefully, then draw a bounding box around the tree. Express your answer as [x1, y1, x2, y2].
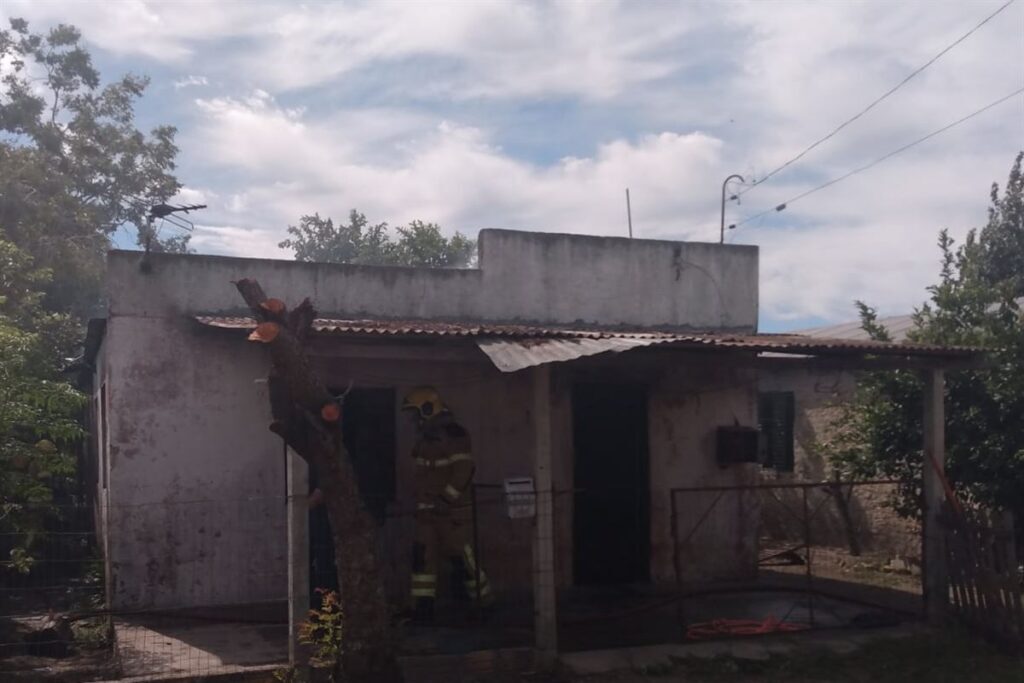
[0, 17, 182, 578]
[829, 153, 1024, 527]
[279, 210, 476, 268]
[0, 235, 85, 573]
[235, 281, 400, 682]
[0, 18, 183, 317]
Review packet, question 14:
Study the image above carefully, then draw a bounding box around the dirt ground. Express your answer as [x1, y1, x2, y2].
[561, 631, 1022, 683]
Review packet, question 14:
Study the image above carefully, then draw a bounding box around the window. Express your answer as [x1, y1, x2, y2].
[758, 391, 795, 472]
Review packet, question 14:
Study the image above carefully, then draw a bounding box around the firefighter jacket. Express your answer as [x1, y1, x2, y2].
[412, 413, 474, 512]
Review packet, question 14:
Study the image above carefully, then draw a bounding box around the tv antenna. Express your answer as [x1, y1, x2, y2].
[139, 202, 206, 272]
[143, 203, 207, 252]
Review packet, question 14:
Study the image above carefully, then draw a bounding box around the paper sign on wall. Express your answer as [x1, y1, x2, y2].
[503, 477, 536, 519]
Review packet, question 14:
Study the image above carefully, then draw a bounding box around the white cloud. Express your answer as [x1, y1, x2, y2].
[2, 0, 705, 99]
[3, 0, 1021, 326]
[187, 90, 725, 243]
[173, 75, 207, 89]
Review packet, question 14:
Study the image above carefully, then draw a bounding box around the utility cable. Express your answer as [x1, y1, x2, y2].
[733, 86, 1024, 228]
[738, 0, 1018, 197]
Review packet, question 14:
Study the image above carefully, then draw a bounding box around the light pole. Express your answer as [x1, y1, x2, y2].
[720, 174, 744, 243]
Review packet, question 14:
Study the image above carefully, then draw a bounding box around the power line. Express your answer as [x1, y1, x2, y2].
[738, 0, 1018, 197]
[733, 86, 1024, 229]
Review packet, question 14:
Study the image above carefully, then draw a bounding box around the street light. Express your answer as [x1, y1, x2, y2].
[720, 174, 744, 244]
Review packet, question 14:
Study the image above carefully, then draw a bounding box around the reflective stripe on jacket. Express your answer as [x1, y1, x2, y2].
[413, 413, 474, 509]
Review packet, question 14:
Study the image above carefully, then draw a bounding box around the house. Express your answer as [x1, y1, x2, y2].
[82, 229, 977, 659]
[755, 314, 919, 561]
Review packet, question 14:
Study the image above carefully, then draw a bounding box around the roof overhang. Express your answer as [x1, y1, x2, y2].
[194, 315, 986, 374]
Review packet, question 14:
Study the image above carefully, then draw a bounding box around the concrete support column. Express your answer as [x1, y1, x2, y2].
[531, 365, 558, 660]
[922, 368, 947, 624]
[286, 447, 310, 665]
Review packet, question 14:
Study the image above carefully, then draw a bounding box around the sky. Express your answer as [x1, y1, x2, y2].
[4, 1, 1022, 331]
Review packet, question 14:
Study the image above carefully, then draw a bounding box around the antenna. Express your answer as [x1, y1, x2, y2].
[625, 188, 633, 239]
[144, 203, 207, 251]
[140, 202, 207, 271]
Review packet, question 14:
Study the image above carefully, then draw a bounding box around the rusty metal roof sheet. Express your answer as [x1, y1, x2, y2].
[194, 315, 982, 372]
[194, 315, 675, 340]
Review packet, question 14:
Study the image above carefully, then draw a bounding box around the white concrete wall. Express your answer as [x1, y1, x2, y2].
[103, 315, 288, 608]
[548, 354, 760, 587]
[758, 364, 919, 559]
[101, 229, 759, 608]
[107, 229, 757, 331]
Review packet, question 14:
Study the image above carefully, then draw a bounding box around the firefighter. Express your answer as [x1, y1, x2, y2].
[402, 387, 493, 622]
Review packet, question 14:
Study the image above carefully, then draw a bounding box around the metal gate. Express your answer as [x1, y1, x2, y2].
[670, 480, 924, 639]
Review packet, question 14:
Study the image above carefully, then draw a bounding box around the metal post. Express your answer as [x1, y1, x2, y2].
[286, 447, 310, 666]
[670, 490, 685, 632]
[803, 486, 814, 625]
[922, 368, 948, 623]
[625, 188, 634, 239]
[531, 365, 558, 660]
[471, 484, 482, 615]
[720, 174, 744, 243]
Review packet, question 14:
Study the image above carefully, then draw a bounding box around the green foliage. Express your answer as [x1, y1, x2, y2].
[1, 236, 85, 573]
[0, 17, 181, 575]
[0, 17, 183, 316]
[1, 312, 85, 573]
[280, 210, 476, 268]
[300, 589, 343, 675]
[828, 153, 1024, 521]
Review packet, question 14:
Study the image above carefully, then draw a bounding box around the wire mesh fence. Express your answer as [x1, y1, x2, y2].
[2, 479, 935, 679]
[2, 487, 539, 681]
[1, 495, 290, 681]
[671, 480, 924, 640]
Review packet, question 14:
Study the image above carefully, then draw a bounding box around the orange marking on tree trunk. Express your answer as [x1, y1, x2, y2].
[248, 321, 280, 343]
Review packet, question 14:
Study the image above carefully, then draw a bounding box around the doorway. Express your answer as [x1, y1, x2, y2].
[572, 383, 650, 585]
[309, 387, 396, 599]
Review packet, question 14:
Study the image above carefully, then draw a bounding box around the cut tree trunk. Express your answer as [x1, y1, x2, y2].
[235, 279, 401, 682]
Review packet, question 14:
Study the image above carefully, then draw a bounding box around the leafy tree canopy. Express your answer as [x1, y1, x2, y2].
[0, 17, 184, 575]
[280, 210, 476, 268]
[0, 234, 85, 572]
[829, 152, 1024, 521]
[0, 18, 183, 317]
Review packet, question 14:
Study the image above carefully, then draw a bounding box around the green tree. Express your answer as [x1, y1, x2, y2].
[0, 18, 183, 317]
[280, 210, 476, 268]
[0, 17, 182, 577]
[1, 235, 85, 573]
[829, 152, 1024, 523]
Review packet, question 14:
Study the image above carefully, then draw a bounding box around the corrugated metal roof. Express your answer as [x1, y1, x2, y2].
[795, 314, 915, 342]
[477, 337, 664, 372]
[195, 315, 982, 372]
[792, 297, 1023, 342]
[194, 315, 676, 340]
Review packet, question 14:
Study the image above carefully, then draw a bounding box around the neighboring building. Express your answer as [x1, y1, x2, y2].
[756, 315, 918, 560]
[81, 229, 974, 633]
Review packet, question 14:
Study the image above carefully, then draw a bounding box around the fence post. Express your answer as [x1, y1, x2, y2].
[286, 447, 310, 666]
[922, 368, 948, 624]
[532, 365, 558, 661]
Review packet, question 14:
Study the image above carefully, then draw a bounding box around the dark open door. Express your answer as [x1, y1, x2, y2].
[572, 383, 650, 585]
[310, 387, 396, 599]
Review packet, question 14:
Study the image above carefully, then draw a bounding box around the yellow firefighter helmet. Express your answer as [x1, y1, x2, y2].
[402, 386, 447, 420]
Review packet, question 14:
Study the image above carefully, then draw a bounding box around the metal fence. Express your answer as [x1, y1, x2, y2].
[1, 487, 537, 681]
[671, 480, 924, 640]
[2, 495, 290, 682]
[2, 480, 934, 679]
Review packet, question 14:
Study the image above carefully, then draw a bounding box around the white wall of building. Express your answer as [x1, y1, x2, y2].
[99, 230, 759, 608]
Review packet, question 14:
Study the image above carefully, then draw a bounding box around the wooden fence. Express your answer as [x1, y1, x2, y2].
[943, 507, 1023, 649]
